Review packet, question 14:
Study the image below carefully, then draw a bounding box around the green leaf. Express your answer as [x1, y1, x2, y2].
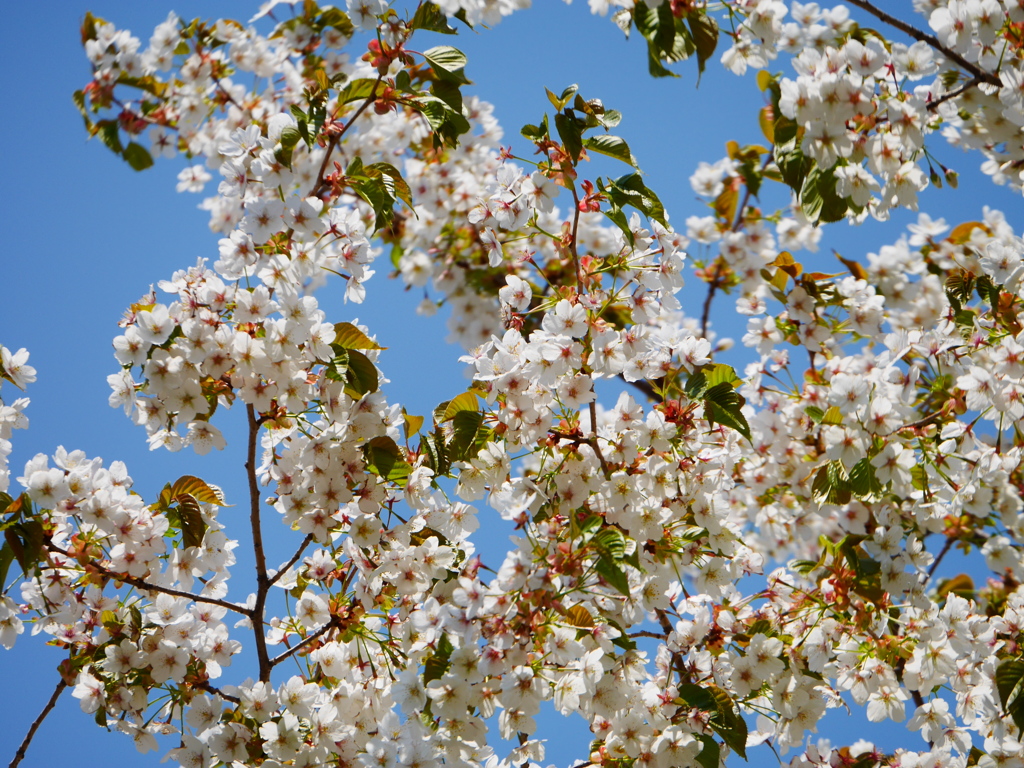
[333, 322, 385, 350]
[350, 175, 398, 232]
[419, 429, 451, 476]
[685, 370, 709, 399]
[820, 406, 843, 426]
[411, 2, 457, 34]
[704, 382, 741, 408]
[705, 363, 741, 388]
[694, 734, 720, 768]
[634, 2, 675, 53]
[592, 527, 627, 561]
[774, 128, 812, 194]
[96, 120, 123, 154]
[4, 521, 45, 577]
[521, 113, 550, 142]
[365, 162, 413, 209]
[602, 172, 668, 227]
[805, 406, 824, 424]
[175, 494, 207, 549]
[996, 659, 1024, 733]
[849, 458, 882, 498]
[116, 74, 168, 98]
[449, 410, 489, 462]
[317, 7, 354, 36]
[72, 90, 94, 130]
[0, 492, 19, 521]
[583, 135, 638, 168]
[430, 79, 463, 112]
[800, 164, 848, 225]
[406, 95, 470, 149]
[595, 554, 630, 596]
[423, 45, 470, 84]
[554, 112, 584, 164]
[0, 542, 14, 588]
[424, 633, 454, 683]
[546, 84, 578, 111]
[404, 413, 424, 441]
[441, 391, 479, 422]
[703, 383, 751, 441]
[687, 11, 719, 77]
[364, 435, 403, 480]
[276, 125, 302, 168]
[677, 683, 717, 710]
[812, 460, 852, 505]
[343, 349, 379, 398]
[336, 77, 379, 105]
[170, 475, 227, 506]
[710, 708, 748, 759]
[704, 401, 751, 441]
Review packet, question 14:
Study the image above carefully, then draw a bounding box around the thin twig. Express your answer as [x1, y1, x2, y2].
[246, 404, 272, 682]
[927, 76, 984, 112]
[9, 678, 67, 768]
[568, 188, 584, 288]
[926, 537, 954, 583]
[548, 428, 609, 476]
[269, 617, 340, 667]
[844, 0, 1001, 87]
[700, 154, 769, 338]
[310, 76, 382, 198]
[195, 681, 240, 704]
[212, 74, 241, 109]
[267, 534, 315, 589]
[45, 543, 251, 617]
[900, 410, 945, 431]
[627, 630, 669, 640]
[700, 261, 724, 339]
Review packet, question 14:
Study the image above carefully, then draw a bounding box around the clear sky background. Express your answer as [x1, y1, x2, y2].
[1, 1, 1021, 766]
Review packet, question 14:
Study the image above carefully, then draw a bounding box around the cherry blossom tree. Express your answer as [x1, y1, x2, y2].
[4, 1, 1024, 767]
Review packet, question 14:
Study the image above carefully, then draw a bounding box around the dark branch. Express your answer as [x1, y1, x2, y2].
[269, 617, 340, 668]
[45, 544, 251, 617]
[844, 0, 1001, 87]
[311, 76, 382, 199]
[928, 76, 985, 112]
[246, 404, 273, 682]
[268, 534, 315, 589]
[195, 681, 240, 704]
[9, 678, 67, 768]
[926, 537, 955, 582]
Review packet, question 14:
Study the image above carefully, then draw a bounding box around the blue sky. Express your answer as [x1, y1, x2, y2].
[1, 1, 1021, 766]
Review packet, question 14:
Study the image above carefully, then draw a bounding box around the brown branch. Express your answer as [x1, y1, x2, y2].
[548, 427, 609, 475]
[927, 76, 985, 112]
[267, 534, 315, 589]
[212, 74, 241, 109]
[700, 261, 725, 339]
[587, 400, 610, 477]
[45, 543, 251, 617]
[627, 630, 669, 640]
[9, 678, 67, 768]
[899, 410, 944, 431]
[926, 537, 955, 582]
[269, 617, 340, 668]
[844, 0, 1001, 87]
[568, 191, 584, 288]
[195, 681, 240, 704]
[310, 76, 382, 199]
[700, 154, 769, 338]
[246, 404, 272, 682]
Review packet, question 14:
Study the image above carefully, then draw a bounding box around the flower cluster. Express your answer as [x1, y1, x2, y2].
[7, 2, 1024, 768]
